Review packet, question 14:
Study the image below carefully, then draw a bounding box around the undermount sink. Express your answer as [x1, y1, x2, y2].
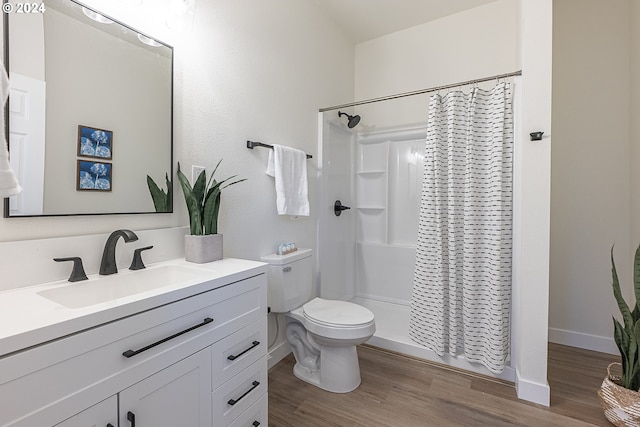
[38, 265, 213, 309]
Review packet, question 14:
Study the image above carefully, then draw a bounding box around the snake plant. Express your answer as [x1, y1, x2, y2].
[176, 161, 246, 235]
[146, 173, 172, 213]
[610, 245, 640, 390]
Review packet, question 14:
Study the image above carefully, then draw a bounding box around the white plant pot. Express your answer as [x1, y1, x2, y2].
[184, 234, 223, 263]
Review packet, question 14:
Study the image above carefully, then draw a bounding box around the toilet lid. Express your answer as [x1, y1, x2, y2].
[302, 298, 374, 327]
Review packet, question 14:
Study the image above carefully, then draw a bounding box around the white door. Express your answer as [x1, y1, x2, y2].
[54, 395, 117, 427]
[8, 72, 46, 215]
[119, 349, 212, 427]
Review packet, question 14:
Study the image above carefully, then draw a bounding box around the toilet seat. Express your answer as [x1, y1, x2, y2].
[289, 298, 375, 341]
[303, 298, 374, 328]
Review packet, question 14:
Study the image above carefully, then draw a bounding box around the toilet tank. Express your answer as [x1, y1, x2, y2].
[261, 248, 313, 313]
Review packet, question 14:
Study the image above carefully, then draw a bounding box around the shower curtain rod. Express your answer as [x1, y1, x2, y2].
[319, 70, 522, 112]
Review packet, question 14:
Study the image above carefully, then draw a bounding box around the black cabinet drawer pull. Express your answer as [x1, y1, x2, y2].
[227, 380, 260, 406]
[127, 411, 136, 427]
[253, 421, 260, 426]
[122, 318, 214, 358]
[227, 341, 260, 361]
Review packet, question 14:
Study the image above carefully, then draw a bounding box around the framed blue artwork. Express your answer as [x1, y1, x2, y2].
[77, 125, 113, 160]
[77, 160, 112, 191]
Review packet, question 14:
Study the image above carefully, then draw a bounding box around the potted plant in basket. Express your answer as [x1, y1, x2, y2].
[177, 161, 246, 263]
[599, 245, 640, 426]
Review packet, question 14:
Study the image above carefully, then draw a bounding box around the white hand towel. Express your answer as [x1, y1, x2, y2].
[0, 63, 22, 198]
[266, 144, 309, 216]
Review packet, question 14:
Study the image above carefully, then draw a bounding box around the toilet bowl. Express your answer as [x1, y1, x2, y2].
[286, 297, 375, 393]
[262, 249, 376, 393]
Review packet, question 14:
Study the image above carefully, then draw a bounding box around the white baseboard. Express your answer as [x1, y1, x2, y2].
[516, 373, 550, 407]
[548, 327, 618, 355]
[268, 340, 291, 370]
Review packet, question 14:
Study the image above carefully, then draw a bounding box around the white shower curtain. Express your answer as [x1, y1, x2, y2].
[409, 82, 513, 374]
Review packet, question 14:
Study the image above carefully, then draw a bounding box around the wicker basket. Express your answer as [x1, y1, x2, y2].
[598, 362, 640, 427]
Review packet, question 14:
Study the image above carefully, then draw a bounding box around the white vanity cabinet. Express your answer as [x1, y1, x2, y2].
[54, 396, 117, 427]
[0, 262, 268, 427]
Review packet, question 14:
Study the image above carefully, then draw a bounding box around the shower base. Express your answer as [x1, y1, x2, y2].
[352, 297, 516, 382]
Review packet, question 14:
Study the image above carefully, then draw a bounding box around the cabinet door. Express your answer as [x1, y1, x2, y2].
[54, 395, 117, 427]
[119, 348, 212, 427]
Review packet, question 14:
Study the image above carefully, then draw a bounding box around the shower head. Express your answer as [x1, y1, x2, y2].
[338, 111, 361, 129]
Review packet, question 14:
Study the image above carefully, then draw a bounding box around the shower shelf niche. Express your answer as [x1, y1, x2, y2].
[356, 139, 389, 244]
[354, 128, 425, 247]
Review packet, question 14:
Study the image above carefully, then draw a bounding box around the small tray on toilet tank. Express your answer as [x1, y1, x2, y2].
[261, 248, 312, 265]
[261, 248, 313, 313]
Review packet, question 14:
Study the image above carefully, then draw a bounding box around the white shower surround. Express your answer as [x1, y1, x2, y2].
[339, 1, 553, 405]
[318, 114, 517, 382]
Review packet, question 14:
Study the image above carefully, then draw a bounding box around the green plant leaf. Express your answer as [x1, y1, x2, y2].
[212, 191, 221, 235]
[629, 333, 638, 388]
[204, 179, 220, 205]
[212, 158, 222, 175]
[165, 172, 173, 211]
[177, 163, 202, 235]
[614, 319, 631, 387]
[207, 159, 223, 190]
[146, 175, 167, 212]
[203, 187, 220, 235]
[192, 169, 207, 209]
[631, 320, 640, 389]
[222, 178, 248, 189]
[612, 246, 634, 332]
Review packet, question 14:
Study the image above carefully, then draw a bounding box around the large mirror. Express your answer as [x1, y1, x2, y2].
[4, 0, 173, 216]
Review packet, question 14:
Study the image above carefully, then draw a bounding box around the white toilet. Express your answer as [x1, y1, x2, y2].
[262, 248, 375, 393]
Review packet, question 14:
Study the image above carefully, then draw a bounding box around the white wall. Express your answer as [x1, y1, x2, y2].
[549, 0, 632, 354]
[0, 0, 353, 248]
[354, 0, 519, 130]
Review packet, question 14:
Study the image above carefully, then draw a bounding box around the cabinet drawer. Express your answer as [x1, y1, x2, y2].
[228, 394, 268, 427]
[0, 275, 266, 427]
[212, 356, 267, 427]
[212, 319, 267, 390]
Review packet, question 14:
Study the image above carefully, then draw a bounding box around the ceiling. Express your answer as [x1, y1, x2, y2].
[313, 0, 499, 44]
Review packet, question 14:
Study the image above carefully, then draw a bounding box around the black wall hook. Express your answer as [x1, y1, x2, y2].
[530, 131, 544, 141]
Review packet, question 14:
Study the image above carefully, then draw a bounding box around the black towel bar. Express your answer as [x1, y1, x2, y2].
[246, 140, 312, 159]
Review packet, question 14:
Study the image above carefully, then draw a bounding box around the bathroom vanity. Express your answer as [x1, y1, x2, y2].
[0, 258, 268, 427]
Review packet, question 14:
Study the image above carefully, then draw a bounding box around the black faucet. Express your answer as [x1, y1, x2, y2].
[99, 229, 139, 275]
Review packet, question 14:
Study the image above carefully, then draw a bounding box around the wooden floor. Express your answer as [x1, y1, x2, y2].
[268, 343, 616, 426]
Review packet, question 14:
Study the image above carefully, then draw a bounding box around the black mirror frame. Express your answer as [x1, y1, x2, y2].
[2, 0, 174, 218]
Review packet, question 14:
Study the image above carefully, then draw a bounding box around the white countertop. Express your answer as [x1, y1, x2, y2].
[0, 258, 267, 358]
